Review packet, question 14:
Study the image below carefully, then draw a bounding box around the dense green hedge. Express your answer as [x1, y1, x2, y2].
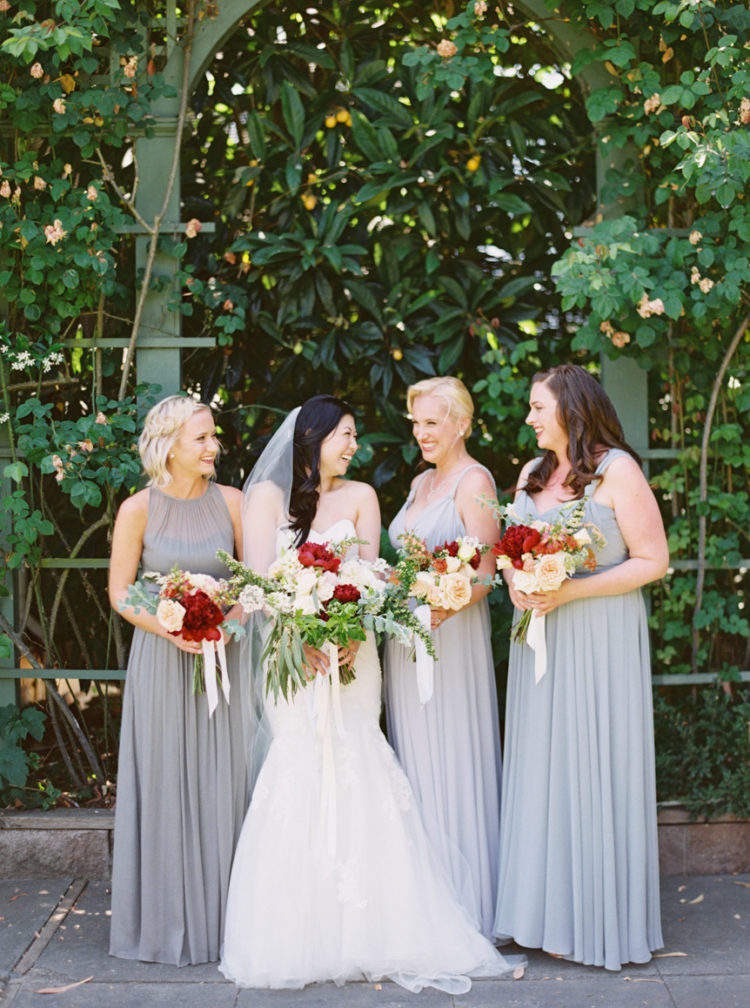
[1, 0, 748, 808]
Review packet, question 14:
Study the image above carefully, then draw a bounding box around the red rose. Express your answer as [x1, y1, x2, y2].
[493, 524, 539, 569]
[298, 541, 341, 573]
[469, 551, 481, 570]
[332, 583, 361, 604]
[442, 540, 460, 557]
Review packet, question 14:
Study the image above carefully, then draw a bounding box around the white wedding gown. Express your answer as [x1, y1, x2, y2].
[220, 520, 521, 992]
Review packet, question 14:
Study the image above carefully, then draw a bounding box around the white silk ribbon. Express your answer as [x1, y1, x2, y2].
[527, 611, 547, 683]
[414, 604, 434, 705]
[201, 636, 231, 717]
[313, 641, 347, 856]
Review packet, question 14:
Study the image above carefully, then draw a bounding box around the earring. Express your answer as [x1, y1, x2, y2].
[169, 452, 175, 459]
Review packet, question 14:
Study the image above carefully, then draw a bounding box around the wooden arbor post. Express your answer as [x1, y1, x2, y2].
[131, 0, 264, 397]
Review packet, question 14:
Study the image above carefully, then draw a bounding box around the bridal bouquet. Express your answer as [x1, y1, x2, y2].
[219, 534, 433, 702]
[492, 498, 605, 680]
[121, 567, 241, 715]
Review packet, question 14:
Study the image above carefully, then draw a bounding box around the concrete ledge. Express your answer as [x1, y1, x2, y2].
[657, 806, 750, 875]
[2, 806, 749, 878]
[0, 808, 113, 878]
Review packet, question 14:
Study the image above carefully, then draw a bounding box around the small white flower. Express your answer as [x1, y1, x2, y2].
[239, 584, 266, 613]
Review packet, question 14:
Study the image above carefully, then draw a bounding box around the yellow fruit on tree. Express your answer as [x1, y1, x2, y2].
[325, 114, 337, 128]
[467, 155, 481, 172]
[302, 193, 317, 210]
[336, 107, 349, 123]
[392, 348, 403, 361]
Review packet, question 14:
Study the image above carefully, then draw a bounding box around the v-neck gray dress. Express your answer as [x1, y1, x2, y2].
[493, 449, 663, 970]
[384, 465, 502, 938]
[109, 483, 248, 966]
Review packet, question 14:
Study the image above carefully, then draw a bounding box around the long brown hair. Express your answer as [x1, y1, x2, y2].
[524, 363, 641, 498]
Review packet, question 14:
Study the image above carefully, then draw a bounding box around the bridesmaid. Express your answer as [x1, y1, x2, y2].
[493, 363, 668, 970]
[108, 395, 246, 965]
[384, 376, 502, 938]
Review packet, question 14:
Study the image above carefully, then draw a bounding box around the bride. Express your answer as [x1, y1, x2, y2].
[219, 394, 524, 992]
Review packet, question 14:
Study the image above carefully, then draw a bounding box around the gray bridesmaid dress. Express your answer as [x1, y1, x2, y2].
[384, 465, 502, 938]
[493, 449, 663, 970]
[109, 482, 247, 966]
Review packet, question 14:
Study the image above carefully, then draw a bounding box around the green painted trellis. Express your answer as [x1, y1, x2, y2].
[2, 0, 746, 704]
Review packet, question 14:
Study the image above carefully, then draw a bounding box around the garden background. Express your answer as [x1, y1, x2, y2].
[1, 0, 748, 821]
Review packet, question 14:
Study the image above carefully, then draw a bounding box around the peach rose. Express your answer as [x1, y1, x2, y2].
[535, 553, 569, 592]
[410, 571, 434, 601]
[157, 598, 186, 633]
[439, 572, 472, 611]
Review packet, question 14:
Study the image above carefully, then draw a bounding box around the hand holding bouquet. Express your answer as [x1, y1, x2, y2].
[121, 567, 241, 715]
[491, 498, 605, 680]
[391, 530, 485, 613]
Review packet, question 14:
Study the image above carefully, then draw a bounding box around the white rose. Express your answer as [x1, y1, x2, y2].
[316, 571, 337, 603]
[294, 568, 318, 597]
[511, 569, 539, 595]
[495, 555, 513, 570]
[156, 598, 185, 633]
[573, 527, 591, 546]
[445, 555, 462, 573]
[457, 537, 480, 563]
[294, 593, 317, 616]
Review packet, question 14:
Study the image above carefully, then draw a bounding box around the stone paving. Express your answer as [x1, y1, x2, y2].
[1, 874, 748, 1007]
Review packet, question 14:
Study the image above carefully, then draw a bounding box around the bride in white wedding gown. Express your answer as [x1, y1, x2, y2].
[219, 395, 524, 993]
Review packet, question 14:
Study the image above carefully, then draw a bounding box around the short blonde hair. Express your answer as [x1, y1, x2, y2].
[139, 395, 213, 488]
[407, 376, 474, 437]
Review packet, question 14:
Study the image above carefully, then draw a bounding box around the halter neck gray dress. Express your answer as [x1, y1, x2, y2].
[493, 449, 663, 970]
[384, 464, 502, 938]
[109, 482, 247, 966]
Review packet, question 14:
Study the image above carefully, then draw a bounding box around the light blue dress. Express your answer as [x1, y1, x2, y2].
[384, 465, 502, 938]
[110, 483, 247, 966]
[493, 449, 663, 970]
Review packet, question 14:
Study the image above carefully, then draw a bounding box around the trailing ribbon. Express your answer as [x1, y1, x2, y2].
[313, 641, 347, 856]
[414, 603, 434, 705]
[202, 635, 231, 717]
[527, 611, 547, 683]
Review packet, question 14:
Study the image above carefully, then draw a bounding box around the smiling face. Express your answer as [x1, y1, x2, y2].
[319, 413, 358, 479]
[168, 408, 219, 480]
[526, 380, 568, 455]
[410, 393, 467, 467]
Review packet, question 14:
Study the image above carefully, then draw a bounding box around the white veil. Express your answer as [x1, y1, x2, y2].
[240, 407, 300, 792]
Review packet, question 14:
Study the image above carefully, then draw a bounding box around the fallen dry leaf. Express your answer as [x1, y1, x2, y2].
[513, 965, 525, 980]
[654, 951, 688, 958]
[373, 983, 382, 990]
[8, 895, 19, 902]
[688, 894, 704, 904]
[33, 977, 93, 995]
[623, 977, 664, 983]
[734, 881, 750, 888]
[677, 884, 687, 892]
